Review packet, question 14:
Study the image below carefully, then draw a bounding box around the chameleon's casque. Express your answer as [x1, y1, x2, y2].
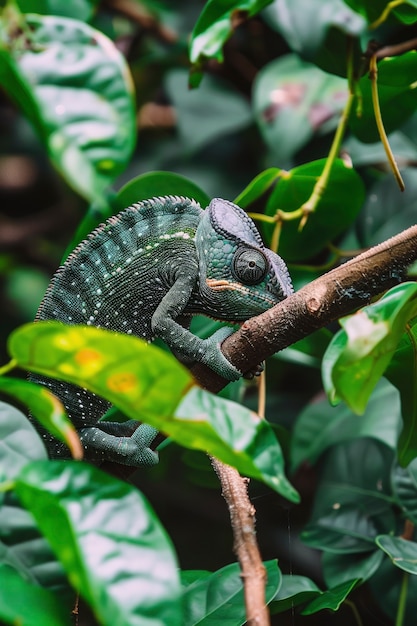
[31, 196, 292, 466]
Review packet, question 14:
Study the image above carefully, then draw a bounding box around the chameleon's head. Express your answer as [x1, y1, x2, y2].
[194, 198, 293, 321]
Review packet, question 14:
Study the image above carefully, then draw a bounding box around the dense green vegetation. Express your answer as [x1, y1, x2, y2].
[1, 1, 417, 624]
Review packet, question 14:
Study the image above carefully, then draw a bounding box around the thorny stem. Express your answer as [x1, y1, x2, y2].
[210, 457, 270, 626]
[369, 54, 405, 191]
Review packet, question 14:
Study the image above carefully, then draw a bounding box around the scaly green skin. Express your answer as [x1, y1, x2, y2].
[31, 196, 293, 466]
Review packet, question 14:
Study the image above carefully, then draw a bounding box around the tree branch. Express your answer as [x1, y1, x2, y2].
[191, 223, 417, 392]
[210, 458, 270, 626]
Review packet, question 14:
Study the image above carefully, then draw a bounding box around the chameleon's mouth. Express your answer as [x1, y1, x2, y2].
[205, 278, 278, 305]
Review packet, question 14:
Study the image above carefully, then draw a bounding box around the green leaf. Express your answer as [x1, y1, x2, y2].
[114, 171, 211, 212]
[0, 401, 48, 476]
[369, 552, 417, 624]
[357, 167, 417, 248]
[0, 403, 72, 601]
[233, 168, 281, 207]
[189, 0, 272, 65]
[16, 0, 99, 21]
[264, 0, 366, 76]
[350, 52, 417, 143]
[0, 564, 71, 626]
[385, 320, 417, 466]
[302, 579, 360, 614]
[0, 377, 81, 458]
[263, 159, 364, 261]
[376, 535, 417, 574]
[270, 575, 320, 614]
[392, 458, 417, 525]
[253, 55, 347, 162]
[15, 461, 182, 626]
[290, 379, 401, 472]
[8, 321, 192, 426]
[165, 70, 252, 153]
[175, 387, 299, 501]
[322, 550, 384, 587]
[278, 328, 332, 369]
[393, 2, 417, 24]
[182, 560, 281, 626]
[8, 323, 299, 500]
[323, 283, 417, 414]
[301, 440, 396, 554]
[343, 0, 391, 23]
[1, 13, 135, 202]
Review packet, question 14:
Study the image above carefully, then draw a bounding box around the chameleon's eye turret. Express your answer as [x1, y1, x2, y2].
[232, 247, 268, 285]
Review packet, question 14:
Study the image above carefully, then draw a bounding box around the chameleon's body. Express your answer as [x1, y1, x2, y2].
[32, 196, 292, 466]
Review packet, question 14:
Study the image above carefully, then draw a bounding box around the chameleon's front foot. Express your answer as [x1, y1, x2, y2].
[79, 423, 159, 466]
[199, 327, 242, 381]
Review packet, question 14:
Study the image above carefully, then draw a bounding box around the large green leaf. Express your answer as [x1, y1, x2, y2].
[323, 283, 417, 415]
[8, 322, 299, 500]
[8, 321, 192, 424]
[322, 550, 384, 587]
[175, 388, 299, 501]
[392, 458, 417, 525]
[376, 535, 417, 575]
[356, 168, 417, 248]
[270, 574, 360, 616]
[114, 171, 211, 212]
[290, 379, 401, 472]
[189, 0, 272, 69]
[264, 0, 366, 76]
[350, 52, 417, 143]
[263, 158, 364, 261]
[302, 440, 396, 555]
[301, 579, 360, 614]
[369, 553, 417, 624]
[0, 564, 70, 626]
[0, 377, 80, 457]
[15, 461, 182, 626]
[1, 12, 135, 202]
[385, 321, 417, 466]
[269, 575, 320, 614]
[182, 560, 280, 625]
[16, 0, 99, 20]
[253, 55, 347, 162]
[0, 403, 72, 603]
[233, 168, 281, 207]
[165, 70, 252, 152]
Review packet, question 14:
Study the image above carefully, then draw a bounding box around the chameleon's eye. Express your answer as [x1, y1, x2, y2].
[232, 248, 268, 285]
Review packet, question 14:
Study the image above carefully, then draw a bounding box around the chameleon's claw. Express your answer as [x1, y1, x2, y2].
[131, 424, 159, 466]
[243, 362, 264, 379]
[200, 327, 242, 381]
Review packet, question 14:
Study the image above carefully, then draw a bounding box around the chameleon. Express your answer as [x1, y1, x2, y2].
[30, 195, 293, 466]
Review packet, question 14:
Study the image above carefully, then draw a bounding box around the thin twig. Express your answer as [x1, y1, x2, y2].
[210, 458, 270, 626]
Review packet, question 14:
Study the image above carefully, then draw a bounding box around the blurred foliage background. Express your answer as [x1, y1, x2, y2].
[3, 0, 417, 624]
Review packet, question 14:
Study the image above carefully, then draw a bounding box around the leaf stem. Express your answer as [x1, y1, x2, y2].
[344, 600, 364, 626]
[369, 53, 405, 191]
[298, 90, 355, 229]
[370, 0, 405, 30]
[396, 571, 409, 626]
[0, 359, 18, 377]
[297, 39, 356, 230]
